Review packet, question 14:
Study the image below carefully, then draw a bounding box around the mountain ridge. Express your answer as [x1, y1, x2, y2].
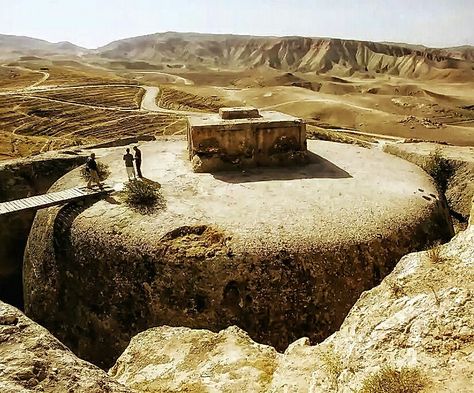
[1, 32, 473, 80]
[96, 32, 474, 80]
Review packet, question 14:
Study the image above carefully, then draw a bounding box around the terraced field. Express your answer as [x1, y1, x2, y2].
[0, 91, 186, 160]
[6, 61, 131, 86]
[30, 86, 146, 109]
[0, 65, 45, 91]
[157, 87, 226, 112]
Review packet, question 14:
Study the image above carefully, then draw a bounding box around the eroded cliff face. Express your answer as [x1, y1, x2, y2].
[0, 301, 132, 393]
[384, 143, 474, 225]
[0, 152, 86, 308]
[23, 191, 453, 369]
[109, 221, 474, 393]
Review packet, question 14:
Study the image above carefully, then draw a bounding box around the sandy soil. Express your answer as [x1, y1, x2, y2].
[0, 59, 472, 162]
[169, 75, 474, 146]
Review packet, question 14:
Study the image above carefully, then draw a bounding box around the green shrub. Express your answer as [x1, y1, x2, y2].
[423, 148, 454, 192]
[359, 366, 427, 393]
[123, 179, 165, 213]
[80, 161, 111, 182]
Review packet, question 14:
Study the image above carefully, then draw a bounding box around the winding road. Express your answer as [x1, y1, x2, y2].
[0, 69, 199, 116]
[140, 86, 201, 115]
[132, 71, 194, 86]
[1, 64, 403, 146]
[1, 64, 50, 90]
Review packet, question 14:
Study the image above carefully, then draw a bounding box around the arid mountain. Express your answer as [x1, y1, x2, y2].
[437, 46, 474, 61]
[97, 32, 474, 80]
[1, 32, 473, 80]
[0, 34, 88, 59]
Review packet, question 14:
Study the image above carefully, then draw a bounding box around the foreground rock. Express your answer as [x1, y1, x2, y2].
[110, 326, 277, 392]
[0, 301, 132, 393]
[110, 222, 473, 392]
[24, 139, 453, 368]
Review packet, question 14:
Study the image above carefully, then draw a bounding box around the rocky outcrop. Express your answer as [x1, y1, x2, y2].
[110, 218, 474, 393]
[0, 151, 87, 308]
[23, 140, 453, 369]
[109, 325, 278, 392]
[0, 301, 132, 393]
[384, 143, 474, 225]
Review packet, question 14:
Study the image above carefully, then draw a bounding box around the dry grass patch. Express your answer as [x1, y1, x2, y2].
[387, 279, 406, 297]
[123, 179, 165, 214]
[320, 347, 344, 389]
[359, 366, 427, 393]
[426, 243, 444, 264]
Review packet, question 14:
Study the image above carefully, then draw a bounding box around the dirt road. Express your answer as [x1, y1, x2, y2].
[132, 71, 194, 86]
[1, 64, 49, 90]
[140, 86, 201, 115]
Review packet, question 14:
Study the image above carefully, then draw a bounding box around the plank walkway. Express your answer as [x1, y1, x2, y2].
[0, 185, 114, 216]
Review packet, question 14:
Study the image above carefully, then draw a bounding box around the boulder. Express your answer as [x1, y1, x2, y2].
[109, 325, 277, 392]
[0, 301, 132, 393]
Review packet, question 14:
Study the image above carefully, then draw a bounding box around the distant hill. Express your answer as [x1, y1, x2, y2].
[0, 34, 89, 59]
[97, 32, 474, 80]
[1, 32, 473, 80]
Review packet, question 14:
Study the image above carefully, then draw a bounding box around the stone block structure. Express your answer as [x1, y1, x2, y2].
[187, 107, 308, 172]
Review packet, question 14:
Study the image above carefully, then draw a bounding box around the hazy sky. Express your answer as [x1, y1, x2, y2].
[1, 0, 472, 48]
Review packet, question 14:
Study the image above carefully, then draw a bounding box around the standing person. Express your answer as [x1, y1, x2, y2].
[133, 146, 143, 178]
[85, 153, 102, 188]
[123, 148, 136, 181]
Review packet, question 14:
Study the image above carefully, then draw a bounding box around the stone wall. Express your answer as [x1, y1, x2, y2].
[187, 112, 308, 172]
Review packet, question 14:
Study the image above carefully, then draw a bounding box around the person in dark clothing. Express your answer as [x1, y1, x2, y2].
[123, 148, 136, 180]
[133, 146, 143, 178]
[85, 153, 102, 188]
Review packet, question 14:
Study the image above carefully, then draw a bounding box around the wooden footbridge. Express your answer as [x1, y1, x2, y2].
[0, 185, 114, 216]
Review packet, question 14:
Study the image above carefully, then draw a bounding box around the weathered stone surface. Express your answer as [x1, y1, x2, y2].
[0, 301, 132, 393]
[470, 195, 474, 226]
[109, 325, 277, 392]
[384, 142, 474, 222]
[0, 151, 87, 308]
[219, 107, 261, 119]
[300, 223, 474, 393]
[110, 220, 474, 393]
[187, 109, 307, 172]
[24, 139, 453, 368]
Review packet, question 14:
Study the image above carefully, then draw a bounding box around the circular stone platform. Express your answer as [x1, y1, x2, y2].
[24, 138, 453, 368]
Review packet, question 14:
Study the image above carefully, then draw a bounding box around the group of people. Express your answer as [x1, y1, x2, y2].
[123, 146, 143, 180]
[85, 146, 143, 188]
